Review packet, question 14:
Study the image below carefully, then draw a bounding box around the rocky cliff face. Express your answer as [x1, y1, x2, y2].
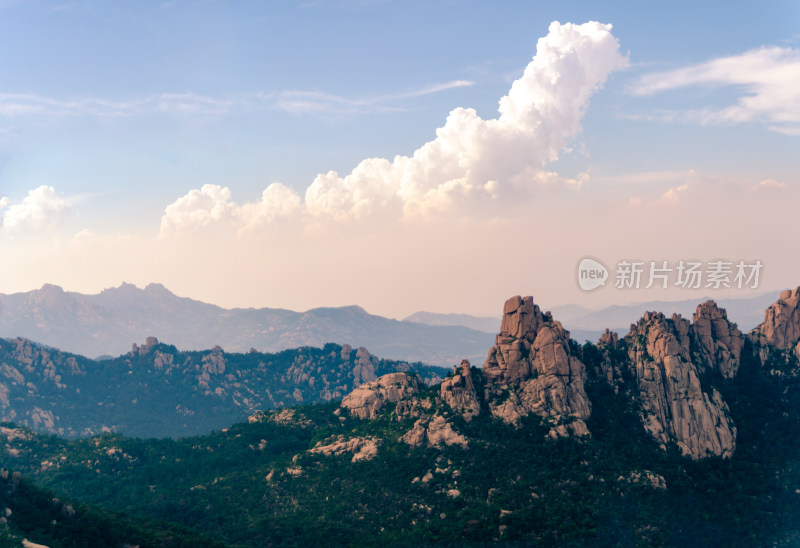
[690, 301, 744, 378]
[483, 296, 591, 437]
[0, 338, 87, 435]
[625, 311, 736, 459]
[752, 287, 800, 361]
[439, 360, 480, 421]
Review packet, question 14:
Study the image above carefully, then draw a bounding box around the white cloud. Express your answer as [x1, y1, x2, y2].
[0, 92, 231, 118]
[0, 196, 8, 209]
[160, 21, 627, 232]
[754, 178, 787, 190]
[159, 184, 239, 234]
[0, 82, 469, 120]
[1, 185, 70, 232]
[302, 21, 627, 220]
[632, 46, 800, 134]
[239, 183, 303, 230]
[160, 182, 303, 235]
[269, 79, 475, 115]
[659, 183, 689, 204]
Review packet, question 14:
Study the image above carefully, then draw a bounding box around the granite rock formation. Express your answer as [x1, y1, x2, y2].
[400, 414, 469, 449]
[482, 296, 591, 437]
[689, 301, 744, 378]
[340, 372, 422, 419]
[752, 287, 800, 361]
[439, 360, 481, 421]
[626, 311, 736, 459]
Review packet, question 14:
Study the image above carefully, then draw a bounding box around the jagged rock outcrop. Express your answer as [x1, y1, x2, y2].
[483, 296, 591, 437]
[619, 470, 667, 490]
[439, 360, 480, 421]
[689, 301, 744, 378]
[309, 435, 379, 462]
[131, 336, 160, 356]
[340, 372, 422, 419]
[401, 414, 468, 449]
[751, 287, 800, 361]
[597, 329, 625, 391]
[627, 312, 736, 459]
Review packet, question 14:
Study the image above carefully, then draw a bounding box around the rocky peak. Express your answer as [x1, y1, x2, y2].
[484, 296, 562, 384]
[597, 329, 624, 390]
[439, 359, 480, 421]
[599, 329, 619, 348]
[753, 287, 800, 353]
[353, 347, 378, 385]
[499, 296, 541, 341]
[627, 312, 736, 459]
[482, 296, 591, 437]
[131, 336, 160, 356]
[341, 372, 422, 419]
[689, 300, 743, 378]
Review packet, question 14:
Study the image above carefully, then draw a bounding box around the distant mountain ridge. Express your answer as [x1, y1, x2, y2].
[0, 283, 493, 367]
[403, 291, 778, 343]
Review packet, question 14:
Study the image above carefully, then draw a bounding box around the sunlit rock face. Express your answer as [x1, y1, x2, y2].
[751, 287, 800, 362]
[626, 312, 736, 459]
[340, 372, 422, 420]
[482, 296, 591, 438]
[689, 300, 744, 379]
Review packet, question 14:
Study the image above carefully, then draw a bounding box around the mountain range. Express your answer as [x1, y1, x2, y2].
[1, 283, 778, 372]
[0, 337, 443, 439]
[2, 287, 800, 546]
[0, 283, 493, 367]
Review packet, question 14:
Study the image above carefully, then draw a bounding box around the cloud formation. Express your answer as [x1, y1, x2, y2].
[0, 92, 232, 118]
[159, 182, 302, 235]
[270, 79, 474, 115]
[161, 21, 628, 231]
[1, 185, 70, 233]
[633, 46, 800, 135]
[0, 81, 473, 120]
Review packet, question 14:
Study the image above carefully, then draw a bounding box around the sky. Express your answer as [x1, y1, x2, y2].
[0, 0, 798, 318]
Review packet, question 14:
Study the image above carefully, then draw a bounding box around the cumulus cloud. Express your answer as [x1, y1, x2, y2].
[160, 182, 302, 235]
[161, 21, 628, 231]
[632, 46, 800, 134]
[1, 185, 70, 232]
[659, 183, 689, 204]
[304, 21, 627, 219]
[753, 178, 787, 191]
[160, 184, 239, 234]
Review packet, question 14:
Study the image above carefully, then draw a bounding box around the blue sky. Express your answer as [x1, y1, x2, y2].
[1, 1, 798, 317]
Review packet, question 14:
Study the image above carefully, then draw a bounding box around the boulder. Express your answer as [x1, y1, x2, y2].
[341, 372, 421, 419]
[400, 414, 468, 449]
[309, 435, 379, 462]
